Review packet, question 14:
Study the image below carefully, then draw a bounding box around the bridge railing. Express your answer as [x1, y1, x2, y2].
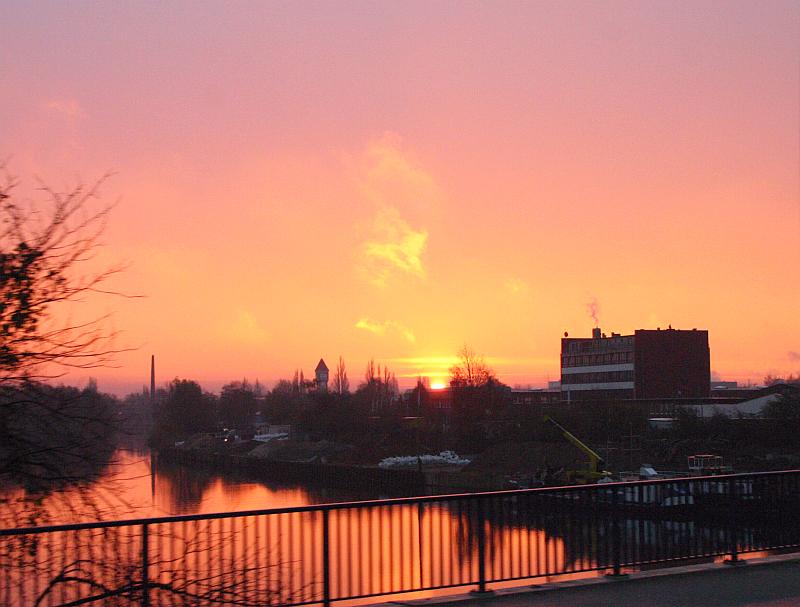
[2, 469, 800, 606]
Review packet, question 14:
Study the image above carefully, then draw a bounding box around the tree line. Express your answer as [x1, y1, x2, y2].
[148, 356, 401, 446]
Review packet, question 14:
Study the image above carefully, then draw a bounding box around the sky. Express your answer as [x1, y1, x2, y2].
[1, 1, 798, 394]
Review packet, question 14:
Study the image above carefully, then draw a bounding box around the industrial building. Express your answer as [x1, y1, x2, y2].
[560, 327, 710, 401]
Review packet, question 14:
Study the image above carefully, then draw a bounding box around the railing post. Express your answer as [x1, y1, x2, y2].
[322, 509, 331, 607]
[725, 477, 741, 565]
[142, 523, 150, 607]
[477, 498, 487, 593]
[607, 485, 626, 578]
[471, 497, 492, 595]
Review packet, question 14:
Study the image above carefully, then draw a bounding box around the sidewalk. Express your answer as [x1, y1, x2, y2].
[391, 556, 800, 607]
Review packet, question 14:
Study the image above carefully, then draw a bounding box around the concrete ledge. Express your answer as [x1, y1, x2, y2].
[380, 553, 800, 607]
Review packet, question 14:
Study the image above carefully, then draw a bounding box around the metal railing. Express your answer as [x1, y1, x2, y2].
[2, 469, 800, 606]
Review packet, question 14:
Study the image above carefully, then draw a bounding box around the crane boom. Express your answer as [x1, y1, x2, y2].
[543, 415, 604, 474]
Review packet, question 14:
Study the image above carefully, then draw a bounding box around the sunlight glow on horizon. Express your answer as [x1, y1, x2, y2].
[1, 2, 798, 395]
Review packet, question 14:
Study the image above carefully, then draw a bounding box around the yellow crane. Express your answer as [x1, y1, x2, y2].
[543, 415, 608, 484]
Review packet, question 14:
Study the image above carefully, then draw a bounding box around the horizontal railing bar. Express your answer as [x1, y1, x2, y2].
[2, 468, 799, 536]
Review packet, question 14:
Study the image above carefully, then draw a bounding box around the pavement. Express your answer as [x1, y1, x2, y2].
[387, 555, 800, 607]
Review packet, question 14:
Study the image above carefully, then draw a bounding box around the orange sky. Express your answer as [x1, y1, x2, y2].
[2, 2, 798, 394]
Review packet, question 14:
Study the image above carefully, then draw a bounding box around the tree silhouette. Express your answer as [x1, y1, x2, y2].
[218, 379, 259, 431]
[332, 355, 349, 394]
[0, 166, 132, 485]
[358, 359, 398, 414]
[153, 379, 217, 443]
[448, 345, 496, 388]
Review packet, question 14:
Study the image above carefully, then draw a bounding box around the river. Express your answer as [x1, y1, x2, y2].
[0, 447, 392, 527]
[1, 449, 791, 606]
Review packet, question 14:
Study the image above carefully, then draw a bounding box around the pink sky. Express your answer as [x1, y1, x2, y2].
[2, 1, 798, 394]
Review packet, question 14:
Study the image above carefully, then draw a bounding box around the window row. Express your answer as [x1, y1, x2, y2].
[561, 351, 633, 367]
[564, 338, 634, 354]
[561, 370, 634, 384]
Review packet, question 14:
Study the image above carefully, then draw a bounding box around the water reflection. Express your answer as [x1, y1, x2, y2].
[3, 454, 800, 607]
[0, 448, 406, 526]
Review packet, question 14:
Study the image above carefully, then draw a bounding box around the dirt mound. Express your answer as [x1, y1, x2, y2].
[181, 435, 218, 451]
[247, 441, 284, 459]
[466, 441, 589, 476]
[247, 440, 353, 463]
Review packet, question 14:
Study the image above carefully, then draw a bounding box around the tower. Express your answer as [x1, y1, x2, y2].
[315, 358, 329, 392]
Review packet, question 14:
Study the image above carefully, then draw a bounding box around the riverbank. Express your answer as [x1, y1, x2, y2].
[157, 442, 511, 494]
[158, 445, 428, 494]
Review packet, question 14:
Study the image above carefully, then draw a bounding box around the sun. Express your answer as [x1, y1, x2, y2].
[430, 381, 447, 390]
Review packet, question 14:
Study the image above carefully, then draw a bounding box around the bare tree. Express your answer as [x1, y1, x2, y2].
[381, 364, 398, 407]
[364, 358, 377, 385]
[332, 355, 349, 394]
[0, 166, 132, 486]
[0, 170, 128, 383]
[764, 373, 800, 387]
[449, 345, 496, 388]
[358, 359, 398, 414]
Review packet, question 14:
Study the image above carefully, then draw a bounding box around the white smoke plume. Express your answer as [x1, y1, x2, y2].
[586, 297, 600, 328]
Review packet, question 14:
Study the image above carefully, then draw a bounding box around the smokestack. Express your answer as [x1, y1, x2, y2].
[150, 355, 155, 402]
[592, 327, 602, 339]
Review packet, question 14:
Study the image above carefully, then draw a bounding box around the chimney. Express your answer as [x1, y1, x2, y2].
[592, 327, 602, 339]
[150, 355, 155, 403]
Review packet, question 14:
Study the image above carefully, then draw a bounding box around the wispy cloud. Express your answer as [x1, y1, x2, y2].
[359, 132, 440, 211]
[43, 98, 85, 120]
[353, 133, 437, 287]
[363, 207, 427, 286]
[355, 318, 416, 343]
[389, 356, 458, 379]
[505, 277, 529, 295]
[389, 355, 553, 380]
[789, 351, 800, 362]
[355, 318, 385, 335]
[223, 309, 268, 343]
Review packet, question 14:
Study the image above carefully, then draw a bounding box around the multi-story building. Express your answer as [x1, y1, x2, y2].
[561, 327, 710, 401]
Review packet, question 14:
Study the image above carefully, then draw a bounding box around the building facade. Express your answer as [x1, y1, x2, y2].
[561, 327, 710, 401]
